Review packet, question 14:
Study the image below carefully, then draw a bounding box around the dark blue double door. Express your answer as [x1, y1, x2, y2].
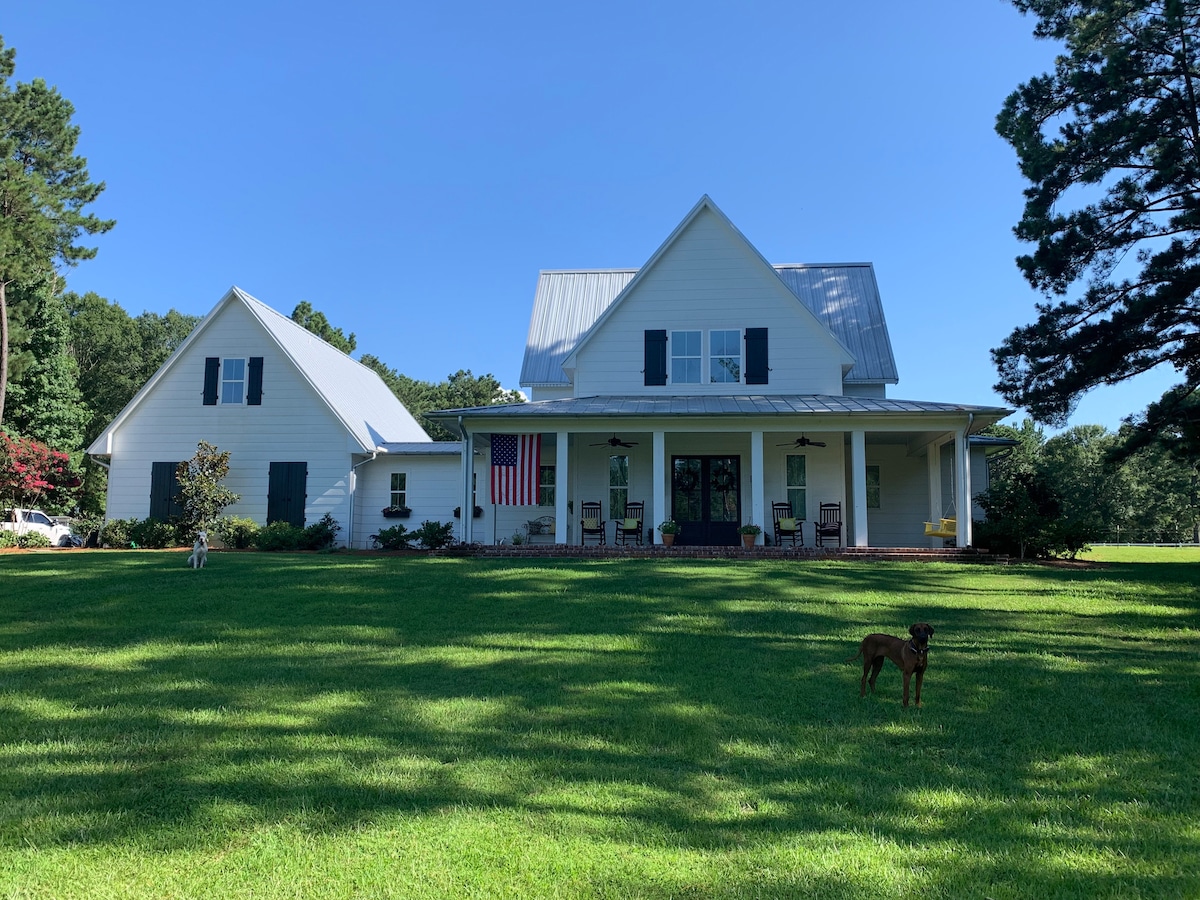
[671, 455, 740, 546]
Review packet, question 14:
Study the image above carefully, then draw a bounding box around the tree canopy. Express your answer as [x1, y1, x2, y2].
[291, 301, 356, 354]
[992, 1, 1200, 438]
[0, 35, 113, 425]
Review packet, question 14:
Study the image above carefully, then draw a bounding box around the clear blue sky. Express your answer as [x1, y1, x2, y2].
[3, 1, 1178, 432]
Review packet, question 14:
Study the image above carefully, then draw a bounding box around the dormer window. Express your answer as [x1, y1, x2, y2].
[221, 358, 246, 404]
[710, 330, 741, 383]
[670, 330, 702, 383]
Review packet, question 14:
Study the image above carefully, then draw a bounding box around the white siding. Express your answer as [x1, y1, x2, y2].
[862, 445, 931, 547]
[355, 454, 463, 547]
[104, 301, 355, 537]
[572, 208, 847, 396]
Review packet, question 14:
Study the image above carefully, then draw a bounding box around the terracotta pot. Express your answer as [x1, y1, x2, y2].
[661, 533, 676, 547]
[741, 534, 757, 549]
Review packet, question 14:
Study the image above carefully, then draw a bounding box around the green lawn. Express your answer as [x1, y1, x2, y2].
[1, 551, 1197, 898]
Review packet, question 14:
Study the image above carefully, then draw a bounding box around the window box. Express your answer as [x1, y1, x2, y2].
[382, 507, 411, 519]
[454, 506, 484, 518]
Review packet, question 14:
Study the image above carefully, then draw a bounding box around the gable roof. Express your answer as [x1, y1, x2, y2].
[88, 286, 431, 455]
[520, 196, 898, 387]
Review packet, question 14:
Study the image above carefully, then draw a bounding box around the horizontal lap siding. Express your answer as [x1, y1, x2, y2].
[574, 209, 844, 396]
[104, 302, 354, 531]
[864, 445, 929, 547]
[355, 455, 465, 546]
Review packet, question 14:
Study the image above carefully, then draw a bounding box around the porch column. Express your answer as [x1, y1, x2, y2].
[555, 430, 569, 545]
[956, 427, 970, 547]
[461, 431, 475, 543]
[927, 442, 942, 548]
[653, 430, 666, 544]
[851, 430, 868, 547]
[750, 430, 764, 538]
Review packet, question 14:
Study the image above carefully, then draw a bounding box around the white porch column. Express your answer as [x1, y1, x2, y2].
[956, 428, 970, 547]
[653, 430, 666, 543]
[851, 430, 868, 547]
[555, 430, 569, 545]
[927, 442, 942, 548]
[750, 430, 764, 537]
[461, 431, 475, 543]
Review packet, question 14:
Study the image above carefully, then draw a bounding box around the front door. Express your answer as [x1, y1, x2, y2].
[672, 456, 740, 546]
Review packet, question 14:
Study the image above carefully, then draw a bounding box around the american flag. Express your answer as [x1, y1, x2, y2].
[490, 434, 541, 505]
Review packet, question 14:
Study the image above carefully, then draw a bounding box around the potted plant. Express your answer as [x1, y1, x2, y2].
[657, 519, 680, 547]
[453, 506, 484, 518]
[738, 522, 762, 549]
[381, 505, 411, 519]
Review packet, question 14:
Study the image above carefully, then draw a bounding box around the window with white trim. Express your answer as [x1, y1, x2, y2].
[866, 465, 881, 509]
[709, 330, 741, 383]
[390, 473, 407, 508]
[609, 455, 629, 519]
[786, 455, 807, 519]
[670, 330, 702, 383]
[221, 358, 246, 404]
[538, 465, 555, 507]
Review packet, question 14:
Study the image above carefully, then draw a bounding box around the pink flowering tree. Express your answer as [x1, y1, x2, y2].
[0, 430, 79, 512]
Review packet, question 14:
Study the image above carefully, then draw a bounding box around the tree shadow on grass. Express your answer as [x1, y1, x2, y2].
[1, 553, 1197, 896]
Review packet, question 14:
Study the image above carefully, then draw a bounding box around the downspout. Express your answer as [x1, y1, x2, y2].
[349, 452, 377, 550]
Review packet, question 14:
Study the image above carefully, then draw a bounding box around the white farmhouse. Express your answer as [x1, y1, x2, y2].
[90, 196, 1010, 549]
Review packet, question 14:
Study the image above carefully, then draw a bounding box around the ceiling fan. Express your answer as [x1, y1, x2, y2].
[591, 434, 639, 448]
[777, 435, 827, 448]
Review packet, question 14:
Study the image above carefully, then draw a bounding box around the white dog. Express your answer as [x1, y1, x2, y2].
[187, 531, 209, 569]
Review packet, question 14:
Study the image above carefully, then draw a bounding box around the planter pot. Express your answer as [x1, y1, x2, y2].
[382, 509, 411, 519]
[661, 533, 676, 547]
[454, 507, 484, 519]
[741, 534, 758, 549]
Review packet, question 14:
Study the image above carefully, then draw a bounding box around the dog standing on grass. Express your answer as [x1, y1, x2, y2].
[847, 623, 935, 707]
[187, 531, 209, 569]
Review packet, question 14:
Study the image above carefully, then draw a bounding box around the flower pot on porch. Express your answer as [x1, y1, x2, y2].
[741, 534, 757, 550]
[661, 533, 676, 548]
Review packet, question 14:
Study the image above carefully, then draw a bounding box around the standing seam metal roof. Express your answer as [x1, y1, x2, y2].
[519, 264, 898, 387]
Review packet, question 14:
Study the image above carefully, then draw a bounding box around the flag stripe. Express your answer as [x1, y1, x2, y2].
[491, 434, 541, 505]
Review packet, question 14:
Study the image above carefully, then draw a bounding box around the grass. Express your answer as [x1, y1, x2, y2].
[0, 550, 1197, 898]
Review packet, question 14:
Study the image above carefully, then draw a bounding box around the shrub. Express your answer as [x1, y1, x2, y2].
[17, 531, 51, 549]
[175, 441, 239, 532]
[252, 521, 306, 551]
[214, 516, 260, 549]
[412, 519, 455, 551]
[129, 517, 181, 549]
[304, 512, 342, 551]
[100, 517, 140, 548]
[0, 530, 17, 549]
[373, 524, 413, 550]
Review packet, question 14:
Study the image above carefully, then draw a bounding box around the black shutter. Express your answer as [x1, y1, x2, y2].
[150, 462, 183, 521]
[247, 357, 264, 405]
[745, 328, 769, 385]
[644, 330, 667, 386]
[203, 358, 220, 405]
[268, 462, 307, 528]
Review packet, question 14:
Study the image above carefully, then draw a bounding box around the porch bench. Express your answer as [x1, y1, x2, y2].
[525, 515, 556, 544]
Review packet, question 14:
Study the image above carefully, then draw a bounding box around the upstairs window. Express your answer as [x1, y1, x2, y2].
[221, 358, 246, 404]
[670, 331, 701, 384]
[710, 330, 741, 383]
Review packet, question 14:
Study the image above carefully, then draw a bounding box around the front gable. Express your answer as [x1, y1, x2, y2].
[561, 197, 855, 396]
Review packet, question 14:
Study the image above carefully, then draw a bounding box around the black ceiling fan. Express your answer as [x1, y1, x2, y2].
[591, 434, 638, 448]
[777, 435, 827, 448]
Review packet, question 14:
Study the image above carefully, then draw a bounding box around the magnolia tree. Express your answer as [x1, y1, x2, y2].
[0, 429, 78, 512]
[175, 441, 239, 532]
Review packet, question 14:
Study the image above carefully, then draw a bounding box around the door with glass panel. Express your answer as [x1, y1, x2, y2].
[671, 456, 740, 545]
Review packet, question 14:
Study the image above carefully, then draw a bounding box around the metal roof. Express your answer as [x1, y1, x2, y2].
[428, 394, 1010, 421]
[377, 442, 462, 455]
[520, 263, 898, 387]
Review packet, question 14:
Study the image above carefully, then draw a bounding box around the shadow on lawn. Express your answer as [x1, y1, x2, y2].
[1, 553, 1197, 896]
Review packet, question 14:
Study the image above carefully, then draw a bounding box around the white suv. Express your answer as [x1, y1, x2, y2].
[1, 508, 75, 547]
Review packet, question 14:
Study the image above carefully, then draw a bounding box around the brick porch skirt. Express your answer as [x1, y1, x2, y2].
[437, 544, 1008, 563]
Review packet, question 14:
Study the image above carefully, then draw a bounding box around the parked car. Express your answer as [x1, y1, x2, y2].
[1, 508, 76, 547]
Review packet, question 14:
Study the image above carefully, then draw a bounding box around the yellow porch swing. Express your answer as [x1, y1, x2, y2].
[924, 482, 957, 540]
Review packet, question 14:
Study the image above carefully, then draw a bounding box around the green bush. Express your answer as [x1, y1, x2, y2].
[412, 519, 455, 551]
[100, 518, 140, 548]
[129, 518, 181, 549]
[252, 521, 306, 552]
[373, 524, 413, 550]
[214, 516, 259, 549]
[0, 530, 17, 549]
[304, 512, 342, 551]
[17, 531, 51, 549]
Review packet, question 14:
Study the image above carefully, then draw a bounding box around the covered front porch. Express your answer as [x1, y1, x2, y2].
[432, 397, 1007, 550]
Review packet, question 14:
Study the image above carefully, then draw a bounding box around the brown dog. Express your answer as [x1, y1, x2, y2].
[846, 623, 935, 707]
